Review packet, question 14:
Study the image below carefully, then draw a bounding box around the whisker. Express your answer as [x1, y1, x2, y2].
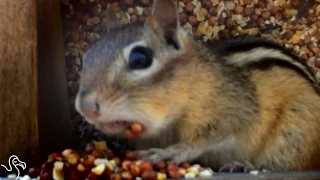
[112, 94, 129, 107]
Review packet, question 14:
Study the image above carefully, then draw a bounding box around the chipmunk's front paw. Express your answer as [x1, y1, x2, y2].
[137, 144, 195, 164]
[219, 161, 256, 173]
[138, 148, 177, 163]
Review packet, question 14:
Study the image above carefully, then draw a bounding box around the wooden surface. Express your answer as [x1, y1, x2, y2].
[36, 0, 72, 162]
[0, 0, 38, 169]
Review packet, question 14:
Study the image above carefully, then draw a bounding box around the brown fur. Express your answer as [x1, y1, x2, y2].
[249, 67, 320, 170]
[75, 0, 320, 171]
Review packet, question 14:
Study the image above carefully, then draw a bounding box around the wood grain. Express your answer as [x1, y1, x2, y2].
[36, 0, 72, 162]
[0, 0, 38, 168]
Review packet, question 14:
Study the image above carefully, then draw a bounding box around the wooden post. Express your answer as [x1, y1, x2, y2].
[36, 0, 72, 162]
[0, 0, 38, 170]
[0, 0, 72, 174]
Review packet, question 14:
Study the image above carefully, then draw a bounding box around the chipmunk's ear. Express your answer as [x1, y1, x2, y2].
[146, 0, 181, 50]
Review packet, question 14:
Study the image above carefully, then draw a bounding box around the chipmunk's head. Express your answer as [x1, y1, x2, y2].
[75, 0, 192, 138]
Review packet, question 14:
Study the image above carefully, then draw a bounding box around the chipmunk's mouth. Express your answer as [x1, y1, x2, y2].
[104, 121, 131, 129]
[102, 121, 131, 132]
[102, 120, 145, 137]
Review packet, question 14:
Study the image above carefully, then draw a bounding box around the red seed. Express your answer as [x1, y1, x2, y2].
[126, 130, 139, 139]
[130, 123, 143, 134]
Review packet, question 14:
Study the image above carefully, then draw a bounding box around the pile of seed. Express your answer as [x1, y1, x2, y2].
[60, 0, 320, 142]
[16, 141, 214, 180]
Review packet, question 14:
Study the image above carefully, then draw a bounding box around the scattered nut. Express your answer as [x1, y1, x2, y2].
[91, 163, 106, 175]
[121, 171, 133, 179]
[199, 169, 214, 177]
[185, 2, 195, 12]
[129, 164, 141, 176]
[141, 170, 157, 180]
[168, 169, 182, 179]
[82, 154, 95, 167]
[139, 160, 153, 172]
[66, 153, 80, 165]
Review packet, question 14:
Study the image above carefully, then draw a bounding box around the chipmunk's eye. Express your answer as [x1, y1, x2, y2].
[128, 46, 153, 70]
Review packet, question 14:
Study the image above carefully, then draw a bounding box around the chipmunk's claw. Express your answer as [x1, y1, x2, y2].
[138, 148, 177, 163]
[219, 161, 256, 173]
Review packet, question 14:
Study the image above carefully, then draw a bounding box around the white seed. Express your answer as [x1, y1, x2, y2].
[184, 172, 196, 178]
[94, 158, 109, 166]
[135, 160, 143, 166]
[191, 164, 201, 169]
[92, 17, 100, 24]
[53, 168, 64, 180]
[270, 16, 275, 23]
[255, 8, 262, 15]
[75, 57, 81, 66]
[7, 174, 17, 178]
[53, 161, 64, 180]
[285, 43, 293, 49]
[248, 28, 258, 36]
[54, 161, 64, 171]
[307, 57, 316, 67]
[179, 6, 184, 13]
[114, 166, 119, 173]
[78, 41, 88, 48]
[79, 50, 84, 57]
[20, 175, 32, 180]
[193, 1, 202, 14]
[187, 166, 199, 174]
[69, 4, 73, 10]
[106, 161, 114, 171]
[203, 35, 210, 42]
[135, 6, 144, 15]
[92, 163, 106, 175]
[212, 26, 220, 34]
[61, 0, 69, 6]
[65, 51, 70, 56]
[212, 0, 219, 6]
[216, 1, 225, 18]
[70, 48, 79, 56]
[178, 1, 185, 7]
[222, 12, 226, 18]
[293, 45, 300, 51]
[67, 42, 75, 47]
[127, 7, 135, 14]
[199, 169, 214, 177]
[225, 1, 235, 10]
[249, 170, 260, 175]
[108, 159, 117, 167]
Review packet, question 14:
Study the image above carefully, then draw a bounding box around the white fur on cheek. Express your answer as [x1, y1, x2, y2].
[122, 40, 162, 81]
[176, 27, 187, 51]
[75, 92, 82, 116]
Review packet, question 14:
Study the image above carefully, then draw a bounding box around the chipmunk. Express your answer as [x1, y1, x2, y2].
[75, 0, 320, 172]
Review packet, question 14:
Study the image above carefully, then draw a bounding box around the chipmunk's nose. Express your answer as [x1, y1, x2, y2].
[75, 90, 101, 119]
